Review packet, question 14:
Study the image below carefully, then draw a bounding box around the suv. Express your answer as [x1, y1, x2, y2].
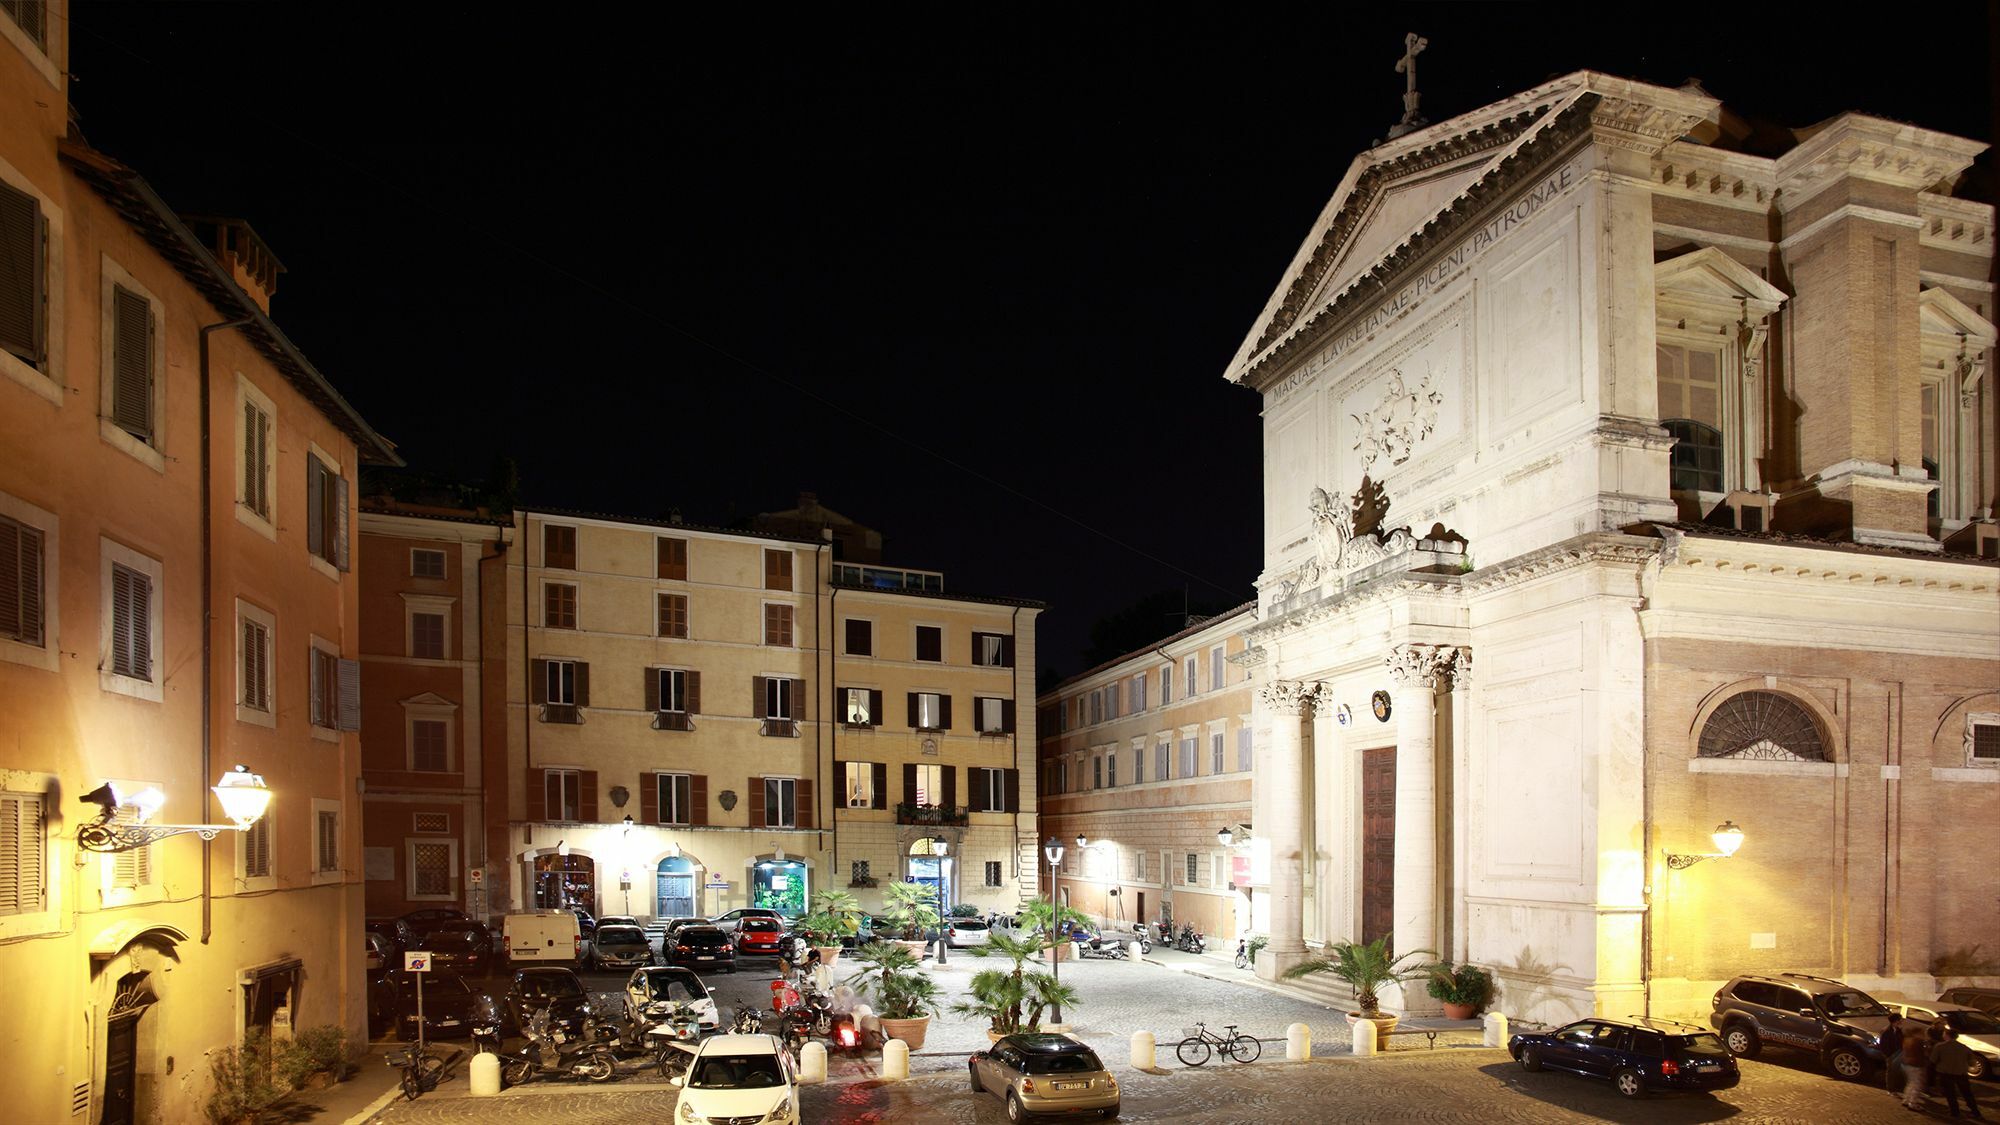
[1509, 1016, 1739, 1098]
[1710, 972, 1893, 1079]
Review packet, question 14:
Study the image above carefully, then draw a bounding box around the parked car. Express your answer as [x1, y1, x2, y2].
[946, 918, 992, 948]
[968, 1033, 1120, 1121]
[503, 911, 584, 967]
[671, 1034, 800, 1125]
[499, 965, 591, 1038]
[624, 966, 722, 1033]
[1885, 1002, 2000, 1079]
[398, 919, 494, 977]
[387, 971, 499, 1042]
[1510, 1016, 1739, 1098]
[734, 918, 786, 959]
[1709, 972, 1891, 1079]
[365, 930, 397, 974]
[710, 908, 784, 935]
[596, 914, 642, 931]
[399, 907, 468, 929]
[668, 925, 737, 971]
[365, 918, 402, 964]
[662, 916, 710, 941]
[591, 924, 655, 970]
[1939, 988, 2000, 1018]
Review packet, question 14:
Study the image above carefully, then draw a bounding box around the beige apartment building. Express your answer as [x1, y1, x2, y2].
[1037, 604, 1256, 945]
[0, 4, 398, 1120]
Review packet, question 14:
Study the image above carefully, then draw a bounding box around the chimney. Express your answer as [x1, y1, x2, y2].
[182, 216, 286, 314]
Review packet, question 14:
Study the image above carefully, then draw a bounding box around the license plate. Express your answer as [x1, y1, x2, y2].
[1692, 1061, 1718, 1070]
[439, 1019, 460, 1026]
[1053, 1081, 1085, 1091]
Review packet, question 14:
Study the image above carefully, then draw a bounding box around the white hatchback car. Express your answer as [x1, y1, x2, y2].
[1885, 1002, 2000, 1080]
[673, 1034, 799, 1124]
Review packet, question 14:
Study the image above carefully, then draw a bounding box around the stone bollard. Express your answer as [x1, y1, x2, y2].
[1128, 940, 1143, 960]
[881, 1038, 910, 1080]
[1286, 1022, 1311, 1061]
[468, 1050, 501, 1096]
[798, 1041, 827, 1084]
[1130, 1030, 1155, 1069]
[1351, 1018, 1377, 1056]
[1483, 1012, 1508, 1048]
[853, 1003, 878, 1036]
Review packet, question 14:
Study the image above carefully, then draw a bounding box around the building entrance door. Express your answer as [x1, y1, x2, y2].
[1361, 746, 1396, 950]
[657, 856, 695, 918]
[101, 1014, 138, 1125]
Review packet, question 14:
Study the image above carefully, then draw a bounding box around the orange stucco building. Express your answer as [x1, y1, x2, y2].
[0, 4, 400, 1121]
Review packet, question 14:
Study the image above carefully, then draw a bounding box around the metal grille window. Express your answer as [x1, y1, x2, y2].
[851, 860, 870, 884]
[985, 861, 1003, 888]
[411, 719, 448, 772]
[316, 810, 339, 873]
[545, 770, 581, 821]
[1697, 691, 1827, 761]
[411, 612, 446, 659]
[413, 813, 450, 833]
[0, 514, 44, 646]
[242, 814, 271, 879]
[412, 842, 452, 896]
[1970, 721, 1999, 765]
[0, 791, 45, 915]
[411, 548, 446, 579]
[1185, 853, 1198, 885]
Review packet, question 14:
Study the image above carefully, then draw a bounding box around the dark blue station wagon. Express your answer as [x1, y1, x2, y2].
[1510, 1016, 1740, 1098]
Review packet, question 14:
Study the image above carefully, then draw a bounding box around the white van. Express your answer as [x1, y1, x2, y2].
[503, 911, 584, 967]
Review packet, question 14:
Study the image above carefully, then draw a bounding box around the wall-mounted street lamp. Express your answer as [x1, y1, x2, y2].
[1665, 821, 1746, 870]
[76, 766, 272, 853]
[1217, 823, 1252, 848]
[1073, 833, 1087, 851]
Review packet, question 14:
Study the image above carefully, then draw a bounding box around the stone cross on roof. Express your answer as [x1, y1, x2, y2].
[1386, 32, 1430, 140]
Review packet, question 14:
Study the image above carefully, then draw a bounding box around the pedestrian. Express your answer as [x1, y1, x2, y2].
[1930, 1027, 1989, 1120]
[1883, 1011, 1907, 1093]
[1904, 1020, 1934, 1111]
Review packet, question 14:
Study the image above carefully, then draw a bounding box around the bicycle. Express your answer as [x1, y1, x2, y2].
[1176, 1021, 1262, 1066]
[386, 1044, 460, 1100]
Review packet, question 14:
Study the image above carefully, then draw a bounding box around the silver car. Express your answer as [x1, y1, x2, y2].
[969, 1034, 1119, 1122]
[591, 924, 655, 969]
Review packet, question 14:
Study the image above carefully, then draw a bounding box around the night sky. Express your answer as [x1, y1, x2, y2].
[66, 4, 1995, 680]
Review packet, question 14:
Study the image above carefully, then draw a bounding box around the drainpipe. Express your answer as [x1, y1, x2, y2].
[474, 530, 511, 917]
[813, 539, 826, 870]
[828, 583, 839, 887]
[199, 316, 253, 946]
[1011, 605, 1022, 896]
[522, 516, 532, 906]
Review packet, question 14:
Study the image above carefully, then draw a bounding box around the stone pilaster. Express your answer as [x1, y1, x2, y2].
[1253, 678, 1320, 981]
[1445, 648, 1473, 966]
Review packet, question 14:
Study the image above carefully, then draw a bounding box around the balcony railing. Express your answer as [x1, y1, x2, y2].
[894, 803, 968, 826]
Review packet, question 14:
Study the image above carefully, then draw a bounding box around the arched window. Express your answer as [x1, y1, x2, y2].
[1698, 691, 1827, 761]
[1664, 419, 1724, 494]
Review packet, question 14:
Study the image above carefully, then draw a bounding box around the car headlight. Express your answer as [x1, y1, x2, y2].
[769, 1098, 795, 1123]
[678, 1098, 697, 1121]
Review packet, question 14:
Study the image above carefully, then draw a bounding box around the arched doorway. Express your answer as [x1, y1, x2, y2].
[657, 855, 696, 919]
[533, 852, 595, 911]
[100, 971, 158, 1125]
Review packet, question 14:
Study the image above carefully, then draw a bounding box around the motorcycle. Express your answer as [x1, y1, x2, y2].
[729, 1006, 764, 1035]
[1176, 924, 1207, 954]
[636, 1000, 707, 1079]
[497, 1008, 617, 1086]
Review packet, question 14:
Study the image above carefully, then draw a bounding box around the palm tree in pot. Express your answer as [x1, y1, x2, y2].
[881, 880, 942, 954]
[845, 941, 941, 1051]
[951, 931, 1080, 1041]
[1282, 937, 1435, 1040]
[798, 889, 868, 968]
[1014, 896, 1092, 962]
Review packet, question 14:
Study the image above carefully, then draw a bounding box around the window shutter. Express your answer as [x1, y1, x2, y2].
[333, 474, 351, 570]
[1002, 635, 1015, 667]
[0, 182, 42, 364]
[748, 777, 765, 825]
[110, 566, 133, 676]
[241, 619, 258, 706]
[968, 771, 987, 813]
[868, 689, 883, 728]
[241, 402, 257, 507]
[871, 763, 887, 810]
[686, 671, 701, 715]
[644, 668, 660, 713]
[942, 766, 957, 811]
[335, 657, 361, 730]
[903, 763, 918, 805]
[1001, 699, 1016, 734]
[790, 677, 804, 721]
[111, 286, 152, 439]
[752, 676, 767, 719]
[1003, 769, 1020, 813]
[530, 659, 548, 705]
[306, 457, 325, 558]
[641, 773, 658, 824]
[0, 519, 39, 644]
[526, 768, 547, 821]
[939, 694, 953, 730]
[129, 569, 151, 680]
[688, 775, 709, 826]
[254, 408, 270, 515]
[308, 645, 323, 722]
[579, 771, 598, 822]
[906, 693, 918, 729]
[574, 662, 590, 707]
[796, 779, 815, 829]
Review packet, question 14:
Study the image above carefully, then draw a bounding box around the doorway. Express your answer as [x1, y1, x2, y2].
[533, 853, 596, 912]
[656, 856, 695, 919]
[101, 970, 157, 1125]
[1361, 746, 1396, 950]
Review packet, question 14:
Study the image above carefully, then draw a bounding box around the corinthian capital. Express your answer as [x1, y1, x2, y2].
[1257, 679, 1323, 716]
[1385, 644, 1455, 690]
[1443, 646, 1472, 690]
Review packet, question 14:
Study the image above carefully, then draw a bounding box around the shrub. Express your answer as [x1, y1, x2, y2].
[204, 1030, 279, 1123]
[1425, 963, 1495, 1010]
[274, 1025, 348, 1090]
[949, 903, 980, 918]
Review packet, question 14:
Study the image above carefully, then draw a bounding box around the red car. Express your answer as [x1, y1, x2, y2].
[734, 918, 786, 958]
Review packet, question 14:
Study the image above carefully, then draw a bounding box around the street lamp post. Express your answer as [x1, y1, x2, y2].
[1043, 836, 1066, 1024]
[76, 766, 273, 852]
[933, 839, 950, 965]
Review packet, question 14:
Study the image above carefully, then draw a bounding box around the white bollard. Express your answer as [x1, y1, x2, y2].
[798, 1041, 827, 1085]
[1483, 1012, 1508, 1048]
[1351, 1018, 1377, 1056]
[468, 1050, 501, 1096]
[1130, 1030, 1155, 1069]
[1127, 940, 1143, 960]
[1285, 1022, 1311, 1061]
[881, 1038, 910, 1080]
[853, 1003, 878, 1036]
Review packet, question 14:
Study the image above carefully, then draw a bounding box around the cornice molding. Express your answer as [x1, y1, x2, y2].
[1774, 113, 1987, 210]
[1656, 528, 1999, 594]
[1459, 533, 1663, 596]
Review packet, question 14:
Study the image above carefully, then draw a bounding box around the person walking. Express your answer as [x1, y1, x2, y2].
[1905, 1020, 1936, 1111]
[1882, 1011, 1907, 1094]
[1930, 1027, 1989, 1120]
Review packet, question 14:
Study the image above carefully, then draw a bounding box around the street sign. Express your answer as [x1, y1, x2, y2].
[704, 878, 730, 890]
[403, 952, 431, 973]
[468, 868, 484, 886]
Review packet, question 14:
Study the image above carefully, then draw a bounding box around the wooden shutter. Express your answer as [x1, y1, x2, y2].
[1001, 699, 1016, 734]
[871, 763, 887, 809]
[867, 689, 883, 728]
[336, 657, 361, 731]
[764, 549, 792, 590]
[1002, 635, 1016, 668]
[333, 474, 351, 571]
[530, 659, 548, 705]
[796, 779, 815, 829]
[306, 457, 325, 559]
[968, 770, 987, 813]
[308, 645, 323, 722]
[1004, 769, 1020, 813]
[526, 768, 547, 821]
[644, 668, 660, 713]
[941, 767, 957, 812]
[640, 773, 658, 824]
[686, 671, 701, 715]
[903, 763, 918, 805]
[544, 525, 575, 569]
[242, 402, 258, 510]
[906, 693, 918, 729]
[939, 694, 953, 730]
[752, 676, 767, 719]
[0, 182, 42, 364]
[579, 771, 598, 822]
[0, 793, 44, 913]
[574, 662, 590, 707]
[748, 777, 765, 826]
[689, 775, 709, 826]
[657, 537, 687, 580]
[110, 286, 152, 439]
[0, 517, 40, 644]
[790, 677, 804, 721]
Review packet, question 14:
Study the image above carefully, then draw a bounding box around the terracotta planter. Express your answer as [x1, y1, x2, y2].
[813, 945, 844, 969]
[986, 1029, 1006, 1044]
[1348, 1011, 1399, 1043]
[891, 940, 931, 959]
[1441, 1002, 1478, 1021]
[1042, 942, 1074, 962]
[879, 1015, 931, 1051]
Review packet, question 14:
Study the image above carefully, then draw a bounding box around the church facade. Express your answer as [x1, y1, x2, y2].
[1227, 71, 1998, 1023]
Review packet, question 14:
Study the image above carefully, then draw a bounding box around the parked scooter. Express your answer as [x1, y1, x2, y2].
[499, 1007, 618, 1086]
[637, 1001, 707, 1079]
[1176, 924, 1207, 954]
[729, 1006, 764, 1035]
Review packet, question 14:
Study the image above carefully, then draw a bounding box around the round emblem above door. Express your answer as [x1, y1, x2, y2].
[1371, 690, 1392, 722]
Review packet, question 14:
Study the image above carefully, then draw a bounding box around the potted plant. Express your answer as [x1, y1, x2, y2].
[881, 880, 942, 954]
[273, 1025, 349, 1091]
[1282, 937, 1435, 1040]
[1015, 897, 1091, 963]
[954, 931, 1080, 1041]
[1427, 962, 1494, 1020]
[846, 941, 941, 1050]
[798, 889, 868, 967]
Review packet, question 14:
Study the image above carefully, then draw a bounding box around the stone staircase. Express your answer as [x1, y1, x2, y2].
[1275, 971, 1359, 1012]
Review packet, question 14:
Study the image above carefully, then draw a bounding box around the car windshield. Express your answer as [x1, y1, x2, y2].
[521, 975, 582, 999]
[690, 1053, 784, 1089]
[956, 921, 987, 929]
[1947, 1010, 2000, 1035]
[640, 974, 702, 1003]
[599, 927, 646, 944]
[1021, 1051, 1102, 1075]
[398, 975, 471, 997]
[1820, 991, 1888, 1018]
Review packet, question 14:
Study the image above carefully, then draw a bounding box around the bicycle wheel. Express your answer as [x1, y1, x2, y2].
[502, 1058, 534, 1087]
[1228, 1034, 1263, 1063]
[400, 1067, 421, 1101]
[1175, 1037, 1212, 1067]
[417, 1052, 448, 1091]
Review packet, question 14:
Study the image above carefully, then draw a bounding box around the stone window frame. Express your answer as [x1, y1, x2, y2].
[1653, 246, 1787, 503]
[1916, 288, 1994, 528]
[1685, 677, 1847, 779]
[1964, 711, 2000, 770]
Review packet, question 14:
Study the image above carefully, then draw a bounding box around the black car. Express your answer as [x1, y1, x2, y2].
[500, 966, 591, 1037]
[399, 907, 469, 929]
[1510, 1016, 1739, 1098]
[397, 919, 495, 978]
[570, 907, 597, 938]
[386, 972, 500, 1042]
[1709, 972, 1892, 1079]
[667, 925, 736, 972]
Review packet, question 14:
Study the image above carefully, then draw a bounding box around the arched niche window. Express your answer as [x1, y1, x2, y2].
[1697, 691, 1827, 762]
[1664, 419, 1724, 494]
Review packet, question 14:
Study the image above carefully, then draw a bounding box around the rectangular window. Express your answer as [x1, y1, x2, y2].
[1088, 692, 1102, 726]
[1131, 674, 1146, 713]
[911, 764, 942, 806]
[763, 548, 794, 591]
[410, 548, 446, 579]
[1103, 685, 1119, 721]
[240, 395, 273, 520]
[316, 809, 340, 874]
[1180, 737, 1198, 779]
[242, 814, 271, 880]
[972, 631, 1010, 667]
[1093, 757, 1103, 789]
[1971, 720, 1999, 765]
[1212, 731, 1225, 774]
[239, 614, 272, 714]
[306, 454, 349, 570]
[1160, 665, 1172, 705]
[842, 687, 878, 726]
[1134, 852, 1145, 881]
[851, 860, 871, 884]
[656, 773, 692, 825]
[545, 659, 578, 706]
[1210, 647, 1225, 691]
[765, 676, 795, 721]
[411, 841, 452, 897]
[764, 603, 794, 647]
[411, 719, 448, 772]
[842, 762, 875, 808]
[413, 812, 450, 833]
[0, 514, 45, 646]
[915, 625, 942, 663]
[544, 583, 577, 629]
[308, 644, 341, 729]
[545, 769, 581, 821]
[108, 284, 155, 443]
[984, 860, 1002, 888]
[0, 179, 48, 368]
[109, 561, 152, 681]
[543, 524, 576, 569]
[914, 692, 944, 730]
[0, 2, 47, 49]
[656, 536, 687, 580]
[1154, 740, 1168, 782]
[411, 611, 446, 659]
[111, 804, 152, 889]
[976, 696, 1008, 733]
[1106, 754, 1117, 787]
[657, 593, 688, 638]
[1237, 726, 1252, 772]
[0, 791, 45, 915]
[973, 767, 1008, 811]
[1185, 656, 1197, 697]
[1186, 853, 1198, 885]
[655, 668, 688, 713]
[845, 618, 872, 656]
[764, 777, 797, 828]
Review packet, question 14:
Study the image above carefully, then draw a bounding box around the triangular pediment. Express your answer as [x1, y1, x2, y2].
[1300, 151, 1506, 312]
[1918, 287, 1997, 345]
[399, 692, 458, 710]
[1654, 246, 1789, 310]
